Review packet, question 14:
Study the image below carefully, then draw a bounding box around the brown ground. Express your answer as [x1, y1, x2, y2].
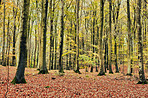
[0, 65, 148, 98]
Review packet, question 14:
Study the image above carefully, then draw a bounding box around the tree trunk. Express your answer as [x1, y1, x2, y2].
[90, 10, 96, 73]
[74, 0, 81, 74]
[6, 15, 10, 66]
[127, 0, 132, 76]
[54, 10, 58, 70]
[137, 0, 147, 84]
[12, 0, 18, 66]
[108, 0, 113, 74]
[69, 20, 73, 70]
[2, 0, 6, 66]
[114, 0, 120, 73]
[11, 0, 30, 84]
[36, 0, 40, 69]
[104, 15, 108, 73]
[27, 18, 31, 67]
[49, 0, 54, 70]
[39, 0, 48, 74]
[98, 0, 105, 76]
[143, 0, 147, 47]
[33, 29, 37, 68]
[59, 0, 65, 73]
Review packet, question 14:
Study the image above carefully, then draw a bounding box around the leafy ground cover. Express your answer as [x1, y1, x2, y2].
[0, 65, 148, 98]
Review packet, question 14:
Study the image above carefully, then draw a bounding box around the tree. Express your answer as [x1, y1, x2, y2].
[11, 0, 30, 84]
[38, 0, 49, 74]
[74, 0, 81, 74]
[59, 0, 65, 73]
[90, 8, 96, 73]
[2, 0, 6, 66]
[108, 0, 113, 74]
[12, 0, 18, 66]
[137, 0, 147, 84]
[49, 0, 54, 70]
[53, 10, 59, 70]
[127, 0, 132, 76]
[113, 0, 120, 73]
[98, 0, 105, 76]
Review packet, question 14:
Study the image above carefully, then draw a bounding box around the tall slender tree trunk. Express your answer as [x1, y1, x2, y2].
[108, 0, 113, 74]
[90, 10, 96, 73]
[12, 0, 18, 66]
[114, 0, 120, 73]
[127, 0, 132, 76]
[27, 18, 30, 67]
[39, 0, 49, 74]
[59, 0, 65, 73]
[54, 10, 58, 70]
[66, 35, 69, 70]
[74, 0, 81, 74]
[49, 0, 54, 70]
[96, 15, 100, 72]
[11, 0, 30, 84]
[137, 0, 147, 84]
[2, 0, 6, 66]
[143, 0, 147, 47]
[98, 0, 105, 76]
[33, 29, 37, 68]
[104, 14, 108, 73]
[36, 0, 40, 69]
[69, 20, 73, 70]
[6, 15, 10, 65]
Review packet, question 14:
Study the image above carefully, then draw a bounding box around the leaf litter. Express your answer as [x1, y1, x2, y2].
[0, 65, 148, 98]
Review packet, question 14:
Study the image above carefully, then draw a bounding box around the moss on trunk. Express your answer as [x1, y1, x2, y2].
[137, 81, 147, 84]
[74, 70, 81, 74]
[98, 72, 105, 76]
[38, 70, 49, 74]
[59, 69, 65, 73]
[11, 76, 27, 84]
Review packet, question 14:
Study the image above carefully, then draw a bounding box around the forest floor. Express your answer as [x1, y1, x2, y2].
[0, 65, 148, 98]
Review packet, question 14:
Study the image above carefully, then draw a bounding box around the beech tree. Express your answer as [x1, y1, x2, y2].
[38, 0, 48, 74]
[12, 0, 18, 66]
[59, 0, 65, 73]
[2, 0, 6, 66]
[98, 0, 105, 76]
[74, 0, 81, 74]
[127, 0, 132, 76]
[108, 0, 113, 74]
[11, 0, 30, 84]
[137, 0, 147, 84]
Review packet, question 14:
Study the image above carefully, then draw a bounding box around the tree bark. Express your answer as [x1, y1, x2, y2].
[74, 0, 81, 74]
[114, 0, 120, 73]
[59, 0, 65, 73]
[54, 10, 58, 70]
[11, 0, 30, 84]
[33, 29, 37, 68]
[12, 0, 18, 66]
[98, 0, 105, 76]
[49, 0, 54, 70]
[2, 0, 6, 66]
[39, 0, 49, 74]
[108, 0, 113, 74]
[137, 0, 147, 84]
[127, 0, 132, 76]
